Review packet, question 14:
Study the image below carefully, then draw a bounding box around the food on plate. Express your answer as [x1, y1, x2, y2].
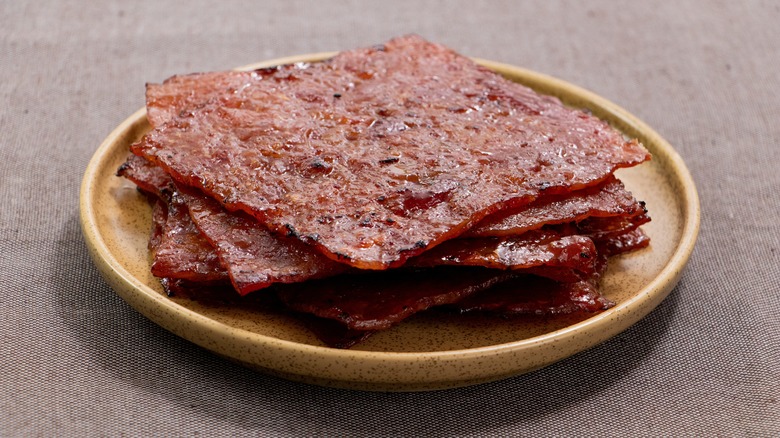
[118, 35, 651, 348]
[132, 34, 649, 269]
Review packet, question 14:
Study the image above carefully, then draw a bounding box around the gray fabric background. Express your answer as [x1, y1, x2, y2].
[2, 0, 778, 436]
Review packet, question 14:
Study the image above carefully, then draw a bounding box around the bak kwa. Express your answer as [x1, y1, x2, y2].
[120, 155, 641, 292]
[132, 34, 649, 269]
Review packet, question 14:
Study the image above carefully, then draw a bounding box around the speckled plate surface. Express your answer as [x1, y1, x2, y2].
[80, 54, 699, 392]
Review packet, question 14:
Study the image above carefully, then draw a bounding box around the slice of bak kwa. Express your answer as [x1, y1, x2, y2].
[453, 269, 614, 315]
[595, 227, 650, 256]
[175, 183, 602, 291]
[125, 163, 228, 282]
[466, 176, 646, 237]
[275, 267, 516, 331]
[454, 251, 612, 315]
[132, 34, 650, 269]
[119, 154, 647, 291]
[117, 153, 173, 198]
[406, 228, 598, 276]
[152, 191, 229, 282]
[175, 182, 350, 295]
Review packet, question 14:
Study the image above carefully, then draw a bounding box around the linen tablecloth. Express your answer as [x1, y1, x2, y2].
[2, 1, 778, 435]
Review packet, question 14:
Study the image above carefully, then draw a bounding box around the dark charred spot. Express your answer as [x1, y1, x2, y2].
[580, 252, 591, 259]
[359, 217, 372, 227]
[384, 217, 395, 224]
[303, 157, 333, 176]
[254, 66, 280, 76]
[310, 157, 330, 169]
[115, 162, 130, 176]
[284, 223, 299, 238]
[333, 252, 351, 261]
[333, 93, 342, 98]
[376, 108, 394, 117]
[376, 195, 386, 202]
[378, 157, 400, 164]
[447, 106, 469, 114]
[415, 240, 427, 249]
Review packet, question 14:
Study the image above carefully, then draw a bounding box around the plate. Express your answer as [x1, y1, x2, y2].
[80, 54, 699, 391]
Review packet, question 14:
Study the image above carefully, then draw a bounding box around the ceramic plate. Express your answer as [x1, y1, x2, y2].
[80, 54, 699, 391]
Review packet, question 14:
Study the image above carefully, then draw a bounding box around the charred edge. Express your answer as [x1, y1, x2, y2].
[283, 223, 299, 238]
[158, 186, 174, 202]
[253, 66, 280, 76]
[115, 162, 131, 176]
[639, 200, 648, 213]
[333, 251, 352, 262]
[310, 158, 331, 170]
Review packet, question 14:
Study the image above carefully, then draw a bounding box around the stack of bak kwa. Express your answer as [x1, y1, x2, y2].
[118, 35, 651, 348]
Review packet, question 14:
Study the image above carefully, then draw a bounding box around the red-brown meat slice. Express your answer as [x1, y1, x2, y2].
[407, 229, 597, 276]
[132, 35, 650, 269]
[121, 157, 228, 282]
[120, 155, 641, 291]
[146, 71, 257, 128]
[151, 193, 229, 282]
[595, 227, 651, 256]
[467, 177, 646, 237]
[275, 268, 516, 330]
[121, 154, 348, 292]
[454, 269, 613, 315]
[454, 249, 612, 315]
[117, 153, 174, 197]
[454, 226, 650, 317]
[577, 213, 650, 240]
[175, 183, 349, 295]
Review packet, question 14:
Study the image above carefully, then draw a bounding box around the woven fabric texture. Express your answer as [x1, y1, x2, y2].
[1, 1, 778, 436]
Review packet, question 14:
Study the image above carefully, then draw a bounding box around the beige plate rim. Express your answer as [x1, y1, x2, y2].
[80, 53, 700, 391]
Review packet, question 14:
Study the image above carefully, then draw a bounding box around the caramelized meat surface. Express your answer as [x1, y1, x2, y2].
[468, 177, 645, 237]
[117, 153, 173, 197]
[453, 271, 613, 315]
[151, 193, 228, 282]
[275, 268, 515, 330]
[120, 155, 644, 291]
[408, 229, 597, 276]
[133, 35, 649, 269]
[176, 183, 349, 295]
